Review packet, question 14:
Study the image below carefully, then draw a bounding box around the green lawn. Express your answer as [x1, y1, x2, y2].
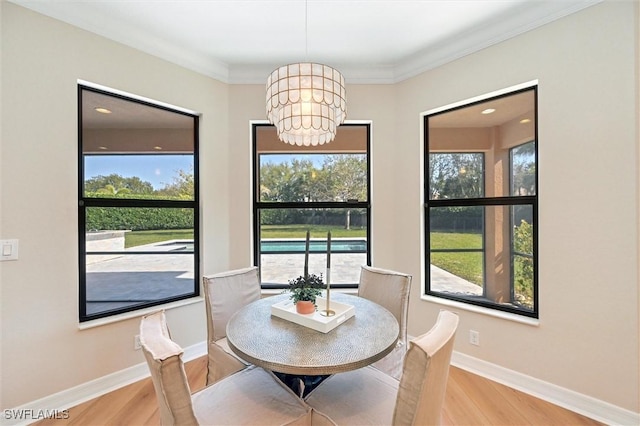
[260, 225, 366, 239]
[430, 232, 483, 285]
[125, 225, 364, 249]
[125, 229, 194, 248]
[431, 231, 534, 308]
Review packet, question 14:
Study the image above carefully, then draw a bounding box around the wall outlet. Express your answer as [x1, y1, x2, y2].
[134, 335, 142, 350]
[469, 330, 480, 346]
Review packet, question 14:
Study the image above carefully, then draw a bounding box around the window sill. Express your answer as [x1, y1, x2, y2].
[78, 297, 204, 330]
[421, 295, 539, 326]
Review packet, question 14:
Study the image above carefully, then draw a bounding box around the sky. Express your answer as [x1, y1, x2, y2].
[84, 155, 193, 190]
[84, 153, 329, 190]
[260, 153, 327, 167]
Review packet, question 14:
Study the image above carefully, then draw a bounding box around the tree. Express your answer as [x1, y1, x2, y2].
[95, 184, 131, 196]
[322, 155, 366, 229]
[322, 155, 367, 201]
[156, 169, 195, 200]
[511, 142, 536, 196]
[258, 154, 367, 228]
[156, 168, 194, 199]
[429, 153, 483, 199]
[84, 174, 154, 195]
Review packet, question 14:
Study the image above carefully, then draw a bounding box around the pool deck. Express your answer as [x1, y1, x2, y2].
[85, 239, 481, 314]
[260, 253, 365, 284]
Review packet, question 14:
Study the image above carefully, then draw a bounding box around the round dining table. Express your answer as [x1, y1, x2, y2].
[226, 292, 399, 376]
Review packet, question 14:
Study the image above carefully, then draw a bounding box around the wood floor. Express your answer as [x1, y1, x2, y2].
[35, 356, 602, 426]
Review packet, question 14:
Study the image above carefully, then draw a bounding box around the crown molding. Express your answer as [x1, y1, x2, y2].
[10, 0, 603, 85]
[229, 0, 603, 84]
[393, 0, 603, 82]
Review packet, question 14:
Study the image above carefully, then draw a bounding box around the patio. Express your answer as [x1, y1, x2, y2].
[86, 240, 481, 316]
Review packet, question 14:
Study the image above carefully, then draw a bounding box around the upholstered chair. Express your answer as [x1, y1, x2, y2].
[202, 266, 261, 384]
[358, 265, 412, 379]
[140, 310, 331, 425]
[305, 310, 459, 425]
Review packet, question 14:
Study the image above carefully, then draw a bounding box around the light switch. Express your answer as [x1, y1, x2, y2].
[0, 239, 19, 261]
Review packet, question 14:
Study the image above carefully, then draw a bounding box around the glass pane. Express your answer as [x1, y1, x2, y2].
[259, 207, 367, 286]
[81, 87, 196, 202]
[512, 205, 534, 310]
[430, 206, 483, 234]
[81, 89, 195, 153]
[429, 153, 484, 200]
[511, 141, 536, 196]
[430, 253, 484, 295]
[429, 204, 535, 312]
[84, 154, 194, 200]
[85, 253, 194, 316]
[259, 153, 367, 203]
[430, 206, 484, 295]
[84, 207, 195, 316]
[428, 89, 536, 200]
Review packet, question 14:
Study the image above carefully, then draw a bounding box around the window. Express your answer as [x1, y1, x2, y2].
[253, 123, 370, 288]
[78, 85, 199, 322]
[424, 87, 538, 317]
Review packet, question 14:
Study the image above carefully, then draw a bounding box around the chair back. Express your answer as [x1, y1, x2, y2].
[203, 266, 260, 341]
[358, 265, 412, 378]
[140, 311, 198, 426]
[393, 310, 459, 425]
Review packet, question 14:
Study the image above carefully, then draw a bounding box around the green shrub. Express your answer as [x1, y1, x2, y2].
[513, 219, 534, 309]
[84, 192, 193, 231]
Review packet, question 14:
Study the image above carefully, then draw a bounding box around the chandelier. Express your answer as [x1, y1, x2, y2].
[266, 62, 346, 146]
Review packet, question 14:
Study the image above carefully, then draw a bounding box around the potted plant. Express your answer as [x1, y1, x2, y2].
[287, 273, 325, 314]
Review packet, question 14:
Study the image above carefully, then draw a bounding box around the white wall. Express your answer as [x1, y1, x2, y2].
[393, 0, 639, 412]
[0, 2, 226, 408]
[1, 0, 638, 417]
[0, 0, 4, 411]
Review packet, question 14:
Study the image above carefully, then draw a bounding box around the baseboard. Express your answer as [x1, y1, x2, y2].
[451, 351, 640, 426]
[1, 341, 207, 426]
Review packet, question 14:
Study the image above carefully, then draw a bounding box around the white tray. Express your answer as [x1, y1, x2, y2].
[271, 297, 355, 333]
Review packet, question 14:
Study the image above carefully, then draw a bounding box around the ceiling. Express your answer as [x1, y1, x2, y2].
[10, 0, 601, 84]
[429, 89, 535, 128]
[82, 89, 194, 129]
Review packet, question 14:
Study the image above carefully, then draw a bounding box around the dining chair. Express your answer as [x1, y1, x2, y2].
[202, 266, 261, 384]
[358, 265, 412, 379]
[305, 309, 459, 425]
[140, 310, 333, 425]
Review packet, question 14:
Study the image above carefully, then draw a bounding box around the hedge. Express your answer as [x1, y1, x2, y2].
[84, 192, 193, 231]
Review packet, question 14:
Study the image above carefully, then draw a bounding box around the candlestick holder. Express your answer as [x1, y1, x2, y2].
[319, 268, 335, 317]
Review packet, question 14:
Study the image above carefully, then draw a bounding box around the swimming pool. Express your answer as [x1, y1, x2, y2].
[159, 239, 367, 253]
[261, 239, 367, 253]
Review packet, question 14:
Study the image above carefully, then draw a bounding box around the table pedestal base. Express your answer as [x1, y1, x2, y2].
[273, 372, 330, 398]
